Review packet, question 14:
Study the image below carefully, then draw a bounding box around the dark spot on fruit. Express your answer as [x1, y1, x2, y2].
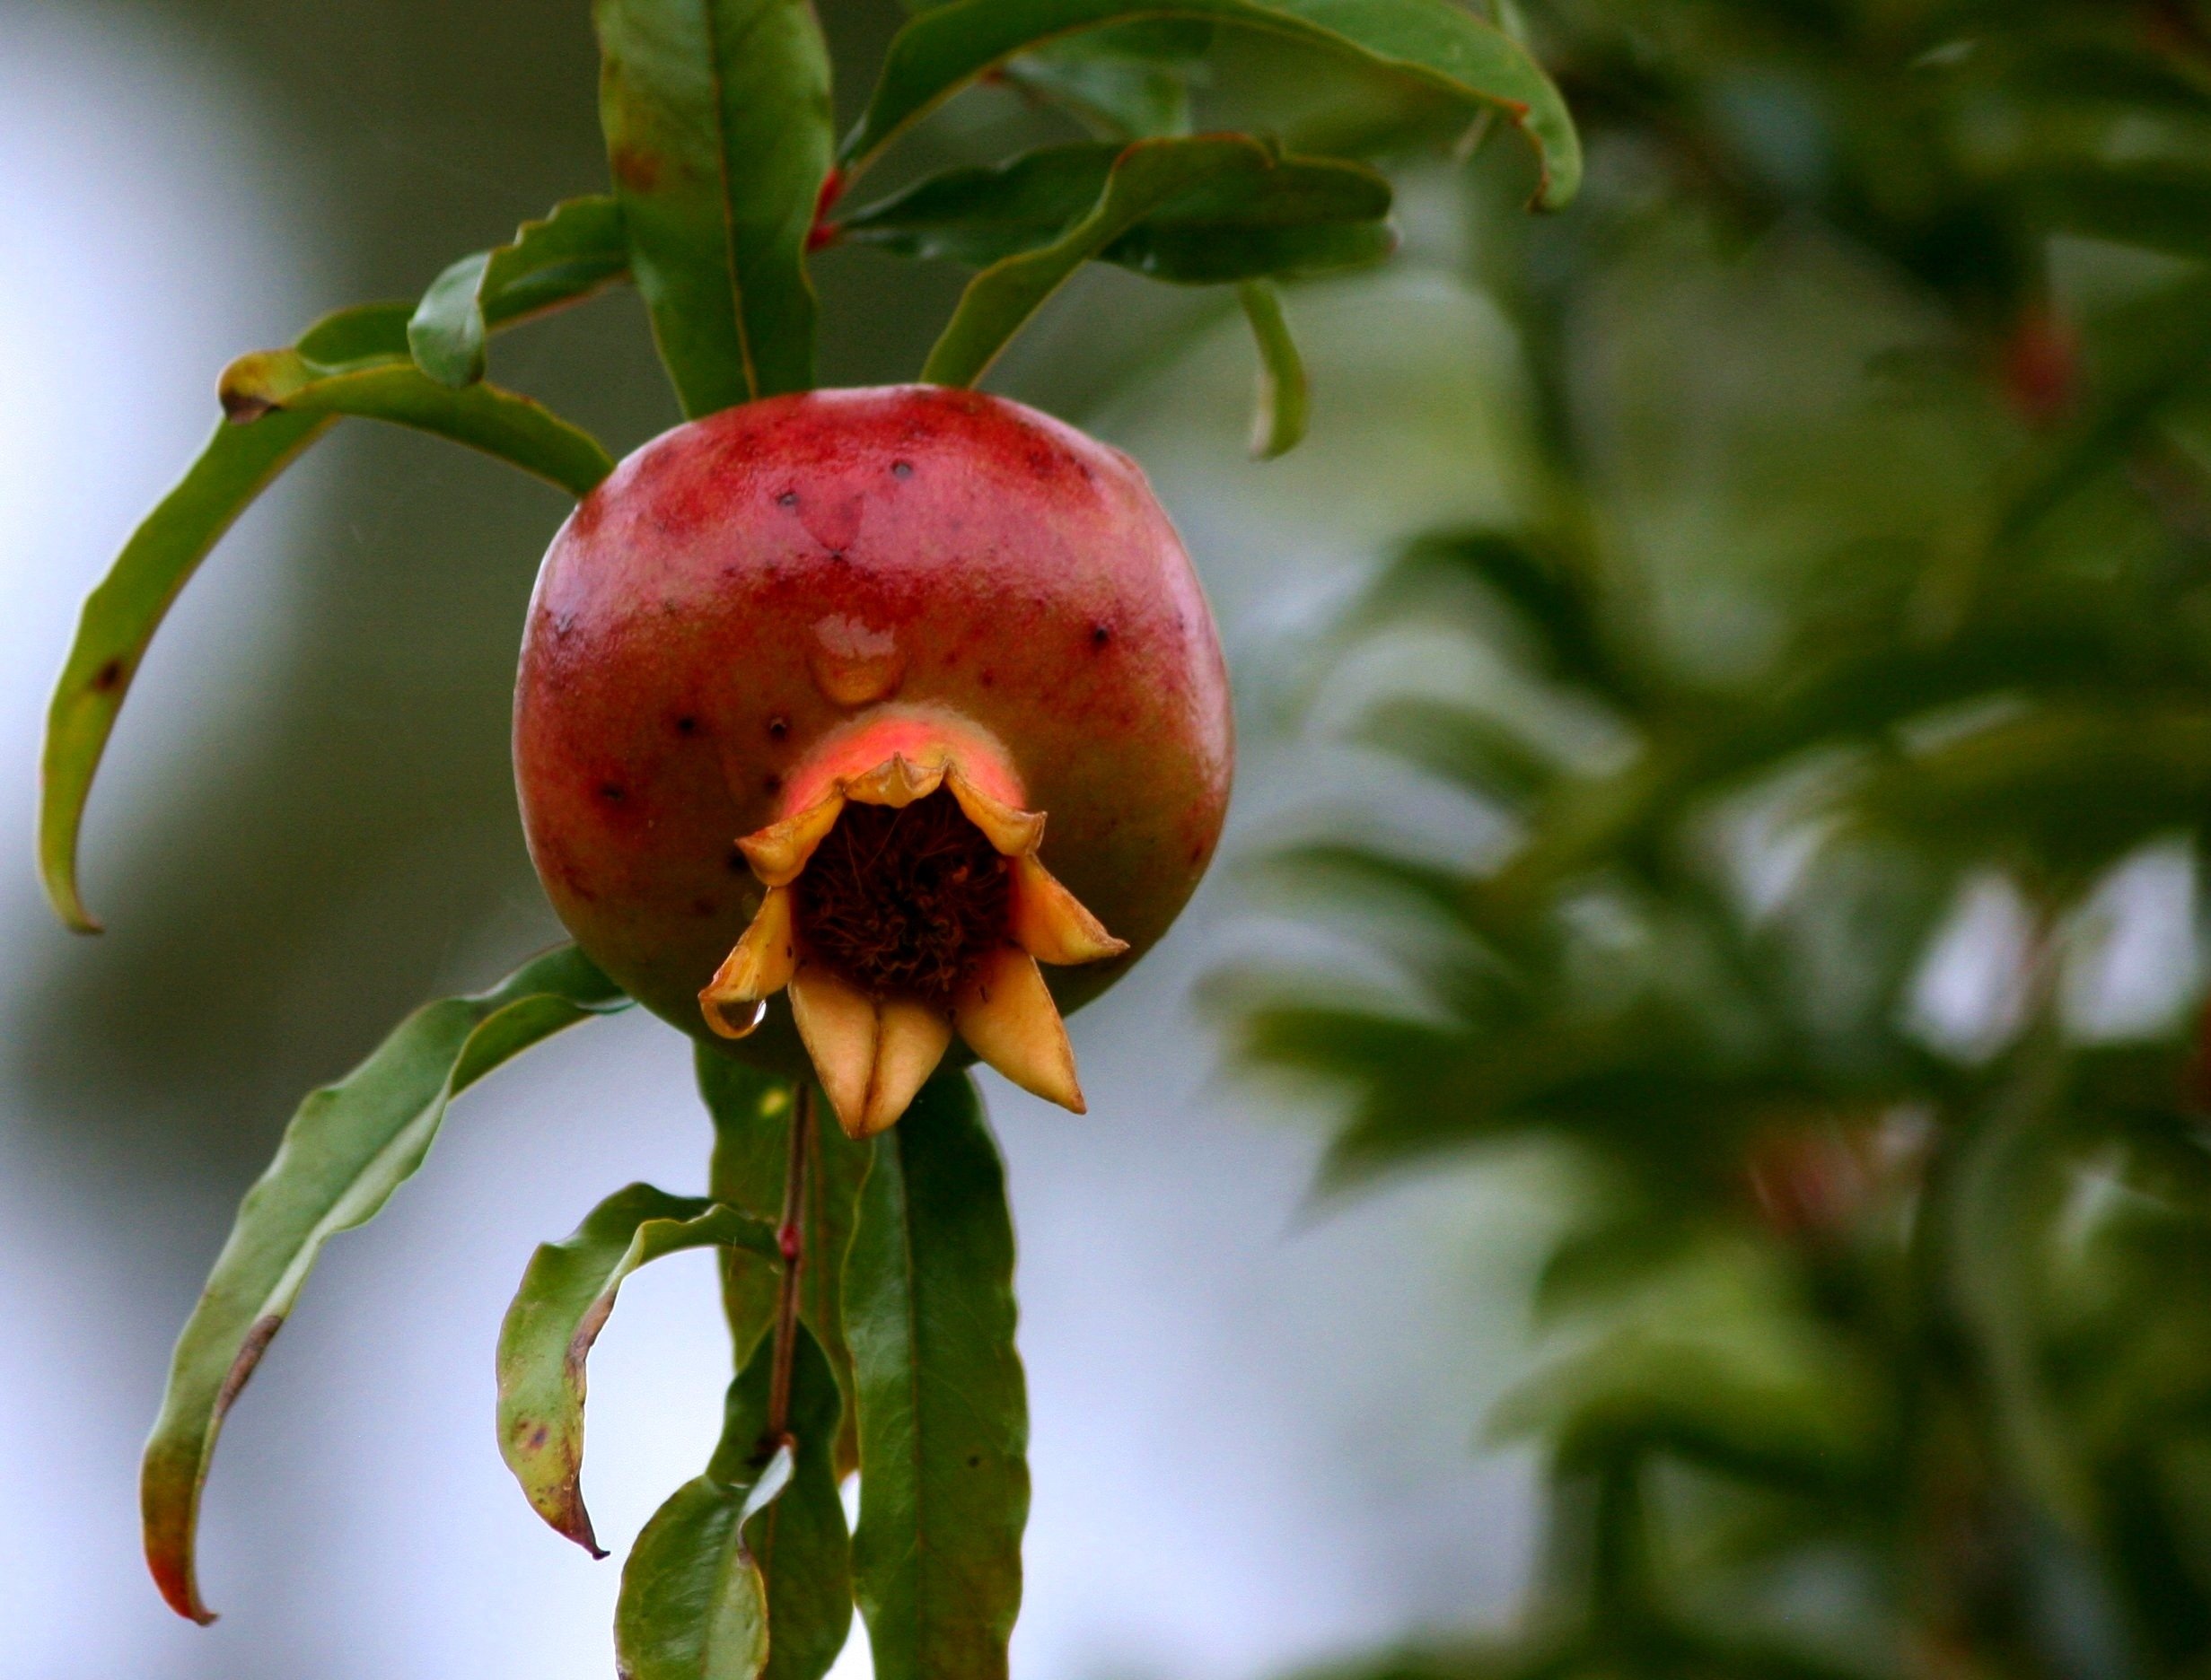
[675, 714, 699, 736]
[767, 713, 790, 739]
[968, 1454, 982, 1468]
[553, 610, 577, 638]
[891, 459, 914, 479]
[91, 658, 127, 693]
[777, 490, 800, 509]
[527, 1423, 549, 1451]
[763, 773, 783, 794]
[599, 783, 626, 803]
[1090, 624, 1111, 649]
[978, 669, 996, 688]
[1189, 843, 1206, 865]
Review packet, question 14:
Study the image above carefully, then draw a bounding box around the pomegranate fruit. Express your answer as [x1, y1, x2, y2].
[514, 385, 1233, 1136]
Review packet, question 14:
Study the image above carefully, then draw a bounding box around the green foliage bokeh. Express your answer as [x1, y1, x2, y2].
[1237, 4, 2211, 1677]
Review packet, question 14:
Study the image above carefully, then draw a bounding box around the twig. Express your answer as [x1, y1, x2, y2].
[765, 1083, 812, 1445]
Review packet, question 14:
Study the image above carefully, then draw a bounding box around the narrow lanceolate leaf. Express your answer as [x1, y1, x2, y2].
[39, 409, 324, 932]
[409, 194, 630, 387]
[701, 1054, 803, 1359]
[1239, 280, 1309, 459]
[594, 0, 836, 413]
[797, 1100, 873, 1480]
[699, 1050, 873, 1475]
[142, 946, 628, 1625]
[921, 135, 1378, 386]
[617, 1328, 853, 1680]
[839, 140, 1392, 284]
[847, 1071, 1029, 1680]
[842, 0, 1581, 209]
[39, 302, 615, 934]
[216, 351, 614, 495]
[496, 1184, 779, 1554]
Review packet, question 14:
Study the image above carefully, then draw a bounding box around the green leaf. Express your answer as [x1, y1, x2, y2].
[408, 195, 630, 387]
[1107, 153, 1393, 282]
[2021, 162, 2211, 258]
[1347, 696, 1557, 806]
[594, 0, 837, 413]
[1359, 529, 1628, 704]
[617, 1326, 853, 1680]
[701, 1055, 803, 1361]
[38, 410, 327, 933]
[842, 144, 1124, 266]
[841, 0, 1581, 209]
[1000, 22, 1215, 139]
[844, 139, 1392, 288]
[847, 1072, 1029, 1680]
[920, 134, 1383, 385]
[141, 946, 628, 1624]
[699, 1052, 873, 1477]
[217, 345, 615, 497]
[496, 1184, 780, 1554]
[1239, 280, 1309, 459]
[38, 303, 615, 934]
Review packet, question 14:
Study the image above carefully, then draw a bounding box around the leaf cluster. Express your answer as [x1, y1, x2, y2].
[1232, 4, 2211, 1677]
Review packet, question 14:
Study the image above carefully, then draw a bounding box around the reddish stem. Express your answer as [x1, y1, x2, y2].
[806, 169, 847, 253]
[765, 1083, 812, 1445]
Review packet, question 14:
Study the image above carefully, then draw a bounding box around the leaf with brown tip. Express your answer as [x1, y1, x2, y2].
[39, 302, 613, 935]
[140, 945, 628, 1623]
[496, 1185, 779, 1553]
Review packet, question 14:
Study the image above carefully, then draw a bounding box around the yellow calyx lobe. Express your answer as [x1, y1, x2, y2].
[700, 752, 1129, 1138]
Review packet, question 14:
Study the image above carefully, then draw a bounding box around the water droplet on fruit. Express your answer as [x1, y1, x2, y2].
[809, 614, 905, 706]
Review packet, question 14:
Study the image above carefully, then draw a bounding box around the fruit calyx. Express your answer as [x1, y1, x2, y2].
[701, 705, 1127, 1137]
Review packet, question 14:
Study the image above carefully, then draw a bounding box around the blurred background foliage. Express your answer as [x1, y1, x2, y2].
[1227, 3, 2211, 1677]
[20, 0, 2211, 1676]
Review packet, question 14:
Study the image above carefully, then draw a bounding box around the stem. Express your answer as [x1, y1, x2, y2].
[765, 1082, 812, 1443]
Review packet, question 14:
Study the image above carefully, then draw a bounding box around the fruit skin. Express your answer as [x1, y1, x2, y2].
[513, 384, 1234, 1072]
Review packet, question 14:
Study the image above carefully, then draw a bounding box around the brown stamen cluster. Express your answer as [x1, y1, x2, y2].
[793, 792, 1010, 1006]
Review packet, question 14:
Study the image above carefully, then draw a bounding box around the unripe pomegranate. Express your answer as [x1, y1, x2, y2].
[514, 386, 1233, 1136]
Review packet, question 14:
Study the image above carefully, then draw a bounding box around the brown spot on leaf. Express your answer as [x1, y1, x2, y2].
[215, 1315, 285, 1421]
[91, 658, 127, 694]
[610, 144, 662, 194]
